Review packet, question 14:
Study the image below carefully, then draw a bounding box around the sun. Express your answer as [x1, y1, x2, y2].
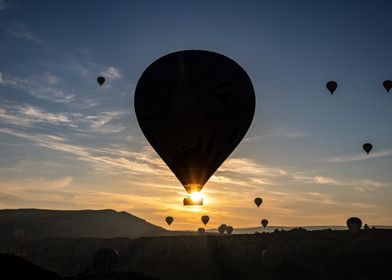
[190, 192, 203, 202]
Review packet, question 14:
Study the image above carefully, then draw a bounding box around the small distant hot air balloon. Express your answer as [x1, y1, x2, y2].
[165, 216, 174, 226]
[226, 226, 233, 235]
[134, 50, 256, 206]
[364, 224, 370, 230]
[363, 143, 372, 154]
[383, 80, 392, 93]
[326, 81, 337, 95]
[218, 224, 227, 234]
[201, 215, 210, 226]
[197, 228, 205, 235]
[261, 219, 269, 228]
[254, 197, 263, 207]
[97, 76, 105, 86]
[346, 217, 362, 234]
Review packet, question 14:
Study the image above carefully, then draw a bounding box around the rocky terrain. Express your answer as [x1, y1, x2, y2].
[3, 229, 391, 280]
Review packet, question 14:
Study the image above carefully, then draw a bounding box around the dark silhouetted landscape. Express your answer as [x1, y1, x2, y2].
[1, 209, 392, 280]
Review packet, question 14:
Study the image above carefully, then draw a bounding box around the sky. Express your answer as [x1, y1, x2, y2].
[0, 0, 391, 230]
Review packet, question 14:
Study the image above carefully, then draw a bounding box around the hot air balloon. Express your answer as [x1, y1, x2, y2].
[134, 50, 256, 205]
[346, 217, 362, 234]
[364, 224, 370, 230]
[201, 215, 210, 226]
[326, 81, 337, 95]
[254, 197, 262, 207]
[97, 76, 105, 86]
[226, 226, 234, 235]
[383, 80, 392, 92]
[218, 224, 227, 234]
[261, 219, 269, 228]
[197, 228, 205, 235]
[363, 143, 372, 154]
[165, 216, 174, 226]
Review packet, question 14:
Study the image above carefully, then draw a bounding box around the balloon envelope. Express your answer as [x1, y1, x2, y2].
[346, 217, 362, 234]
[363, 143, 372, 154]
[261, 219, 269, 228]
[326, 81, 337, 94]
[226, 226, 233, 235]
[254, 197, 262, 207]
[201, 215, 210, 225]
[383, 80, 392, 92]
[218, 224, 227, 234]
[165, 216, 174, 226]
[134, 50, 256, 194]
[197, 228, 205, 235]
[97, 76, 105, 86]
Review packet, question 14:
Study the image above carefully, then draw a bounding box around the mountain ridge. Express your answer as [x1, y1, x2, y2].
[0, 208, 167, 241]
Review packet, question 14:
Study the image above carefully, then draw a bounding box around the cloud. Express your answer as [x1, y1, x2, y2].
[101, 66, 122, 79]
[245, 127, 306, 143]
[4, 21, 43, 44]
[0, 127, 169, 178]
[219, 158, 287, 177]
[0, 71, 75, 103]
[0, 103, 74, 127]
[292, 175, 344, 185]
[0, 0, 12, 11]
[323, 149, 392, 163]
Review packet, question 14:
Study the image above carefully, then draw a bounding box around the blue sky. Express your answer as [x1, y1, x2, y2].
[0, 0, 391, 229]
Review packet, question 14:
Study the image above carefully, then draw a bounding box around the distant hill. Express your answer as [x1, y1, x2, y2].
[0, 209, 167, 241]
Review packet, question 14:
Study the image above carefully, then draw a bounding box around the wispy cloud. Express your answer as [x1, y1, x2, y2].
[0, 71, 75, 103]
[0, 0, 12, 11]
[0, 101, 128, 134]
[0, 127, 168, 178]
[101, 66, 122, 79]
[292, 175, 344, 186]
[323, 149, 392, 163]
[4, 21, 43, 44]
[245, 127, 306, 143]
[0, 103, 74, 128]
[219, 158, 287, 177]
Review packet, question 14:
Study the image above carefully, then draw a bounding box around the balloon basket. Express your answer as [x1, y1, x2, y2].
[183, 197, 203, 206]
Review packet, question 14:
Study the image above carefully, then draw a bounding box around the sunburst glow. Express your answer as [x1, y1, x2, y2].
[190, 192, 203, 202]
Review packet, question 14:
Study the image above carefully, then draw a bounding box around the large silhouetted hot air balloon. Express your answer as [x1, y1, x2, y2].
[363, 143, 372, 154]
[134, 50, 256, 205]
[97, 76, 105, 86]
[383, 80, 392, 92]
[346, 217, 362, 234]
[254, 197, 262, 207]
[201, 215, 210, 226]
[261, 219, 269, 228]
[326, 81, 337, 95]
[226, 226, 233, 235]
[165, 216, 173, 226]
